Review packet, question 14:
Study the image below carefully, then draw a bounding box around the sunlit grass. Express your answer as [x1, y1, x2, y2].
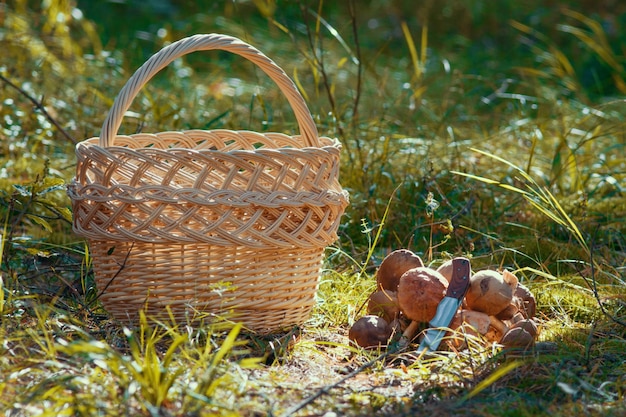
[0, 0, 625, 416]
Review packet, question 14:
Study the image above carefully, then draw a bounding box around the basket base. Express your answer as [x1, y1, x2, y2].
[89, 240, 325, 333]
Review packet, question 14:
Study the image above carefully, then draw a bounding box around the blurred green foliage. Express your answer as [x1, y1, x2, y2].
[0, 1, 625, 416]
[2, 0, 625, 274]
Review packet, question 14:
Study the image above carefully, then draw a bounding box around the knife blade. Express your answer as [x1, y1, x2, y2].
[417, 257, 471, 352]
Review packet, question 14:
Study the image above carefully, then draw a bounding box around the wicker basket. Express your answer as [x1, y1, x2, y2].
[68, 34, 349, 332]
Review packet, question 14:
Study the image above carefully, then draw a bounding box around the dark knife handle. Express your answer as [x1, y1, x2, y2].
[446, 257, 471, 300]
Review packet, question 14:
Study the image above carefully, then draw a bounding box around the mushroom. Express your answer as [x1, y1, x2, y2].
[451, 309, 491, 334]
[508, 318, 538, 338]
[500, 327, 534, 349]
[495, 302, 519, 321]
[465, 269, 518, 316]
[435, 259, 454, 283]
[514, 282, 536, 319]
[348, 315, 393, 349]
[397, 267, 448, 343]
[367, 290, 400, 323]
[499, 317, 538, 349]
[376, 249, 424, 292]
[485, 315, 509, 343]
[443, 310, 510, 350]
[509, 311, 526, 324]
[445, 309, 491, 350]
[397, 267, 448, 324]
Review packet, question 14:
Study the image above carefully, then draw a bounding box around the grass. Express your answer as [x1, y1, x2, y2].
[1, 0, 625, 415]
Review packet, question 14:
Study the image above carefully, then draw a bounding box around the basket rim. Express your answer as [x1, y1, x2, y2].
[77, 129, 342, 152]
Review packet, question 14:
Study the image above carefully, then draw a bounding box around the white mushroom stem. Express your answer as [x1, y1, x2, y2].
[398, 320, 420, 348]
[489, 315, 508, 335]
[403, 320, 419, 339]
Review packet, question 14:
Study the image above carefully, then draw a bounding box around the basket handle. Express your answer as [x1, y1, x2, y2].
[99, 33, 320, 148]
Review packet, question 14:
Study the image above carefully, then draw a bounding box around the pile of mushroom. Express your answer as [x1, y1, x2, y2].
[348, 249, 539, 351]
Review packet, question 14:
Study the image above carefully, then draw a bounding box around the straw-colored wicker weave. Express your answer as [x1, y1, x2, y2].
[68, 34, 349, 332]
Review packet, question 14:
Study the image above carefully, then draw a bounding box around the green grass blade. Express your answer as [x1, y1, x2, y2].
[546, 189, 589, 252]
[401, 21, 421, 82]
[450, 171, 500, 185]
[210, 322, 242, 368]
[468, 148, 523, 173]
[308, 7, 358, 65]
[358, 185, 398, 278]
[499, 183, 532, 196]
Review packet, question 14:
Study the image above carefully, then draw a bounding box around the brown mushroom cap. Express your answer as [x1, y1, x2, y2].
[495, 302, 519, 321]
[508, 318, 538, 339]
[465, 270, 517, 316]
[514, 283, 536, 319]
[397, 267, 448, 323]
[435, 259, 454, 283]
[367, 290, 400, 323]
[348, 315, 392, 349]
[509, 311, 526, 324]
[376, 249, 425, 291]
[500, 326, 535, 348]
[502, 270, 519, 288]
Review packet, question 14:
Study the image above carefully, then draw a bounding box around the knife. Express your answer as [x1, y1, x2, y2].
[417, 257, 471, 352]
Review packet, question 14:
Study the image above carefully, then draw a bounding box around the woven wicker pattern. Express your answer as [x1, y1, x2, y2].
[88, 241, 325, 330]
[69, 34, 348, 332]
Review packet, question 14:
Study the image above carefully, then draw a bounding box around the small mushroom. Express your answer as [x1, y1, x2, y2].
[465, 269, 517, 316]
[348, 315, 392, 349]
[508, 318, 538, 339]
[445, 311, 509, 349]
[445, 310, 491, 350]
[499, 317, 538, 349]
[514, 282, 536, 319]
[367, 290, 400, 323]
[452, 309, 491, 334]
[485, 315, 509, 343]
[435, 259, 454, 283]
[376, 249, 425, 291]
[500, 327, 535, 349]
[509, 311, 526, 324]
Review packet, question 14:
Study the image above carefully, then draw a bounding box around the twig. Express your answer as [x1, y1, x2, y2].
[281, 335, 435, 417]
[0, 73, 77, 145]
[347, 0, 363, 167]
[300, 4, 346, 142]
[280, 350, 390, 416]
[348, 0, 362, 130]
[91, 243, 134, 306]
[406, 195, 476, 246]
[574, 228, 626, 328]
